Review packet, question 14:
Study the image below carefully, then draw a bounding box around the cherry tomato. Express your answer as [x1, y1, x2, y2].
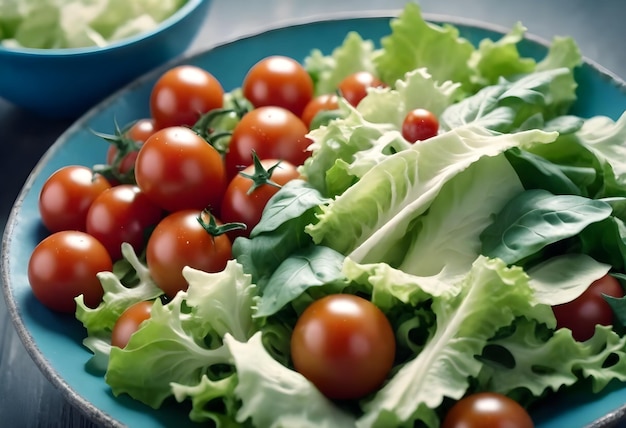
[225, 106, 311, 179]
[85, 185, 163, 261]
[338, 71, 386, 107]
[38, 166, 111, 233]
[221, 158, 299, 239]
[552, 274, 624, 342]
[134, 126, 227, 213]
[105, 118, 156, 179]
[242, 55, 314, 117]
[146, 210, 233, 298]
[442, 392, 534, 428]
[111, 300, 153, 348]
[401, 108, 439, 142]
[28, 231, 112, 313]
[301, 93, 339, 129]
[290, 294, 396, 400]
[150, 65, 224, 129]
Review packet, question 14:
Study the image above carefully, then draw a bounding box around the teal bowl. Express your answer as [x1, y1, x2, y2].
[0, 0, 212, 118]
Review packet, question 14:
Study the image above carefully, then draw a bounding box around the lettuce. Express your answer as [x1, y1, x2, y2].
[373, 3, 475, 89]
[105, 261, 258, 411]
[1, 0, 187, 48]
[305, 31, 378, 96]
[355, 256, 548, 428]
[225, 332, 357, 427]
[306, 126, 558, 264]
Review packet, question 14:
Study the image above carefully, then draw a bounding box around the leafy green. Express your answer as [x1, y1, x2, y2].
[467, 22, 535, 87]
[306, 126, 557, 263]
[373, 2, 475, 89]
[225, 332, 357, 427]
[305, 31, 377, 96]
[526, 254, 611, 306]
[356, 257, 546, 428]
[105, 261, 258, 410]
[440, 67, 577, 132]
[254, 245, 346, 317]
[1, 0, 188, 49]
[480, 189, 613, 265]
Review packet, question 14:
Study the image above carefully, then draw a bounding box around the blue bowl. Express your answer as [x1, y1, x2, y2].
[0, 0, 211, 118]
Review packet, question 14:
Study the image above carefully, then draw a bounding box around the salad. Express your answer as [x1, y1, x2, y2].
[0, 0, 189, 49]
[24, 2, 626, 427]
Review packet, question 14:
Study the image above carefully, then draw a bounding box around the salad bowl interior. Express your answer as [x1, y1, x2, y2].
[3, 10, 626, 428]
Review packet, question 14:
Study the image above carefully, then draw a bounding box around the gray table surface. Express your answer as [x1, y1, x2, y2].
[2, 0, 626, 426]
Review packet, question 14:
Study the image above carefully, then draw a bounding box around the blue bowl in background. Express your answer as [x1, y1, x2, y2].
[0, 0, 212, 118]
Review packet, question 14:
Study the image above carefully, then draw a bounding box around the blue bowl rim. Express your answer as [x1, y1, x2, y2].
[3, 8, 626, 428]
[0, 0, 208, 57]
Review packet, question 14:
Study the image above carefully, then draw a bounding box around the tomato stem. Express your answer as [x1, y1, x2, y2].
[239, 151, 282, 195]
[197, 209, 246, 236]
[91, 118, 142, 184]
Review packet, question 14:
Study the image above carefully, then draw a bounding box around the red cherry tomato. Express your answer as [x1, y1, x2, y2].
[301, 93, 339, 129]
[338, 71, 386, 107]
[111, 300, 153, 348]
[401, 108, 439, 142]
[85, 185, 163, 261]
[221, 158, 299, 239]
[28, 231, 112, 313]
[442, 392, 534, 428]
[146, 210, 233, 298]
[134, 126, 227, 213]
[225, 106, 311, 179]
[552, 274, 624, 341]
[290, 294, 396, 400]
[38, 166, 111, 233]
[150, 65, 224, 129]
[242, 55, 314, 117]
[105, 118, 156, 179]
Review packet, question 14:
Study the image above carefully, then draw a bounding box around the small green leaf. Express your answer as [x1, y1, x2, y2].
[254, 246, 346, 317]
[480, 189, 613, 264]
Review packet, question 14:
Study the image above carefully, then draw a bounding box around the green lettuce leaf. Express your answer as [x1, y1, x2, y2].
[468, 22, 535, 87]
[304, 31, 378, 96]
[76, 243, 163, 339]
[105, 294, 232, 408]
[479, 321, 626, 397]
[356, 256, 546, 428]
[171, 375, 241, 426]
[526, 254, 611, 306]
[306, 126, 557, 264]
[373, 2, 475, 89]
[394, 154, 524, 277]
[225, 332, 357, 427]
[105, 260, 258, 409]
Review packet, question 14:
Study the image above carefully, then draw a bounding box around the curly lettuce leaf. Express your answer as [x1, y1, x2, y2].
[304, 31, 378, 96]
[105, 294, 232, 408]
[356, 256, 546, 428]
[373, 2, 475, 89]
[182, 261, 258, 341]
[468, 22, 535, 87]
[76, 243, 163, 338]
[105, 260, 258, 409]
[479, 320, 626, 397]
[225, 332, 356, 428]
[171, 375, 241, 426]
[357, 68, 462, 127]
